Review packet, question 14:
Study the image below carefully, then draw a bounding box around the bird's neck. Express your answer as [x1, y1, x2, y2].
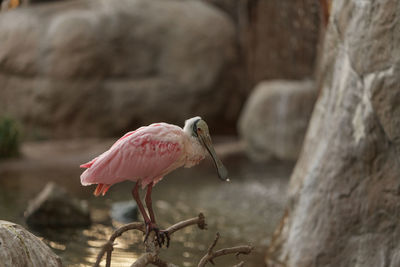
[183, 134, 206, 168]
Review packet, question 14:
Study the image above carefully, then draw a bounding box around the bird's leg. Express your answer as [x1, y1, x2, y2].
[133, 182, 165, 245]
[145, 183, 170, 248]
[145, 182, 156, 223]
[132, 182, 151, 224]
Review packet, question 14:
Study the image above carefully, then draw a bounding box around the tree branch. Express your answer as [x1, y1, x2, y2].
[232, 262, 244, 267]
[94, 214, 206, 267]
[130, 252, 179, 267]
[94, 222, 145, 267]
[165, 212, 207, 235]
[93, 213, 253, 267]
[198, 233, 253, 267]
[130, 253, 153, 267]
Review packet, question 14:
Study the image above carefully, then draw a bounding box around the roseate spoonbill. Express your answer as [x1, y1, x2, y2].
[80, 117, 229, 247]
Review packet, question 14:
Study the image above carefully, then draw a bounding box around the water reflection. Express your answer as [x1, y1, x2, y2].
[0, 139, 292, 266]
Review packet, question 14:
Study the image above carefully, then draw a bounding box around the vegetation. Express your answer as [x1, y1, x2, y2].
[0, 116, 20, 158]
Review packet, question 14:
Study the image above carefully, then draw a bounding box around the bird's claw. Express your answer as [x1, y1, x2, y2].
[144, 222, 170, 248]
[157, 230, 170, 248]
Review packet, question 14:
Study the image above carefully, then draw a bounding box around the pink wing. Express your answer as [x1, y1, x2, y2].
[80, 124, 184, 189]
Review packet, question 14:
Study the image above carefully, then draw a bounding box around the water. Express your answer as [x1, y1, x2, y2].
[0, 139, 292, 266]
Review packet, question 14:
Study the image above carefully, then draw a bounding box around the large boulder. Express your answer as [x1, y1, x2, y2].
[0, 220, 62, 267]
[0, 0, 236, 138]
[267, 0, 400, 266]
[239, 80, 316, 161]
[24, 182, 91, 227]
[202, 0, 321, 89]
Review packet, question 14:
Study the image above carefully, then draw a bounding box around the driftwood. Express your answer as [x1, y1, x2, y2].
[94, 213, 253, 267]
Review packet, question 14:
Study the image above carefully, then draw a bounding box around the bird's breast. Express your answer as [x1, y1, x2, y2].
[183, 137, 206, 168]
[184, 154, 206, 168]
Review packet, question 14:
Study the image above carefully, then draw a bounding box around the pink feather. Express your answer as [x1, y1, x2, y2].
[80, 123, 188, 193]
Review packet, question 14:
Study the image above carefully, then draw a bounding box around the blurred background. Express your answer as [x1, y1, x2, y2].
[0, 0, 328, 266]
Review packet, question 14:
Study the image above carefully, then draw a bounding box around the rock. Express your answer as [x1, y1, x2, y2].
[266, 0, 400, 266]
[110, 200, 138, 224]
[0, 220, 62, 267]
[202, 0, 321, 88]
[0, 0, 237, 138]
[25, 182, 91, 227]
[238, 80, 316, 161]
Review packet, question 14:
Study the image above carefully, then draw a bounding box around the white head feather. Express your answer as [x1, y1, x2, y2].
[183, 116, 202, 135]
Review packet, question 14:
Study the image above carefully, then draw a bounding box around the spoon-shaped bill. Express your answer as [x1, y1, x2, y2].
[198, 132, 229, 181]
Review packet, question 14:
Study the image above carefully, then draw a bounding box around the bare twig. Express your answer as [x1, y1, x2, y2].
[204, 232, 221, 265]
[94, 222, 145, 267]
[209, 232, 220, 251]
[232, 261, 245, 267]
[130, 253, 153, 267]
[95, 214, 206, 267]
[106, 250, 112, 267]
[198, 233, 254, 267]
[94, 213, 252, 267]
[165, 213, 207, 235]
[130, 252, 179, 267]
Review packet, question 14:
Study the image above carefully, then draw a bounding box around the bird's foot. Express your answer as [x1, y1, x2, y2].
[144, 222, 170, 248]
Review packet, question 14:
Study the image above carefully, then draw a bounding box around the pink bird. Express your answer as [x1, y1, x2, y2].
[80, 117, 229, 247]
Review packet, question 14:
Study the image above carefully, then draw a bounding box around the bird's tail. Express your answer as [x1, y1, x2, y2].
[94, 183, 111, 196]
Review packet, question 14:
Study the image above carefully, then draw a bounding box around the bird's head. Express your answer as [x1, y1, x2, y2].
[184, 117, 229, 182]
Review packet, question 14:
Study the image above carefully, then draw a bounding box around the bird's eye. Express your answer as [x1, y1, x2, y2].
[192, 119, 201, 137]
